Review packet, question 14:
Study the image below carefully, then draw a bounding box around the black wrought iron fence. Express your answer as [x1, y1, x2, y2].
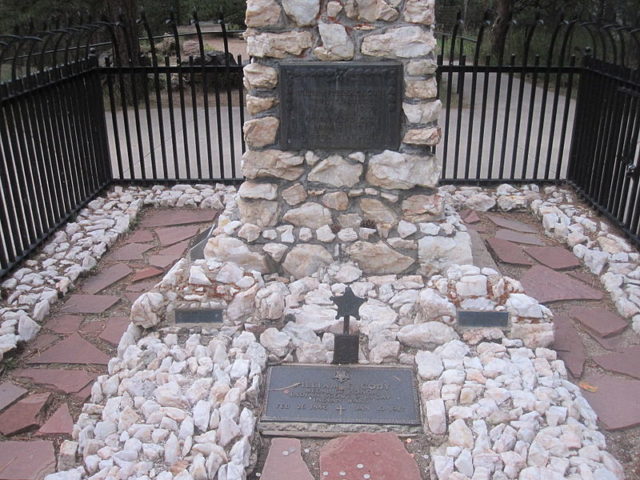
[436, 14, 639, 184]
[0, 44, 111, 279]
[0, 11, 640, 279]
[100, 12, 246, 183]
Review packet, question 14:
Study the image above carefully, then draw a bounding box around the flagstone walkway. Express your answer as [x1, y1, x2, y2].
[2, 204, 640, 479]
[0, 208, 216, 480]
[461, 209, 640, 475]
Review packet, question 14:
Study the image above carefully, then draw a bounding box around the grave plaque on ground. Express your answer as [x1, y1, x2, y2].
[457, 310, 509, 328]
[174, 309, 223, 324]
[261, 365, 421, 430]
[279, 62, 403, 150]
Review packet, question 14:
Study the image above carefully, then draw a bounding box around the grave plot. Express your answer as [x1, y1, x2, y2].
[1, 0, 638, 476]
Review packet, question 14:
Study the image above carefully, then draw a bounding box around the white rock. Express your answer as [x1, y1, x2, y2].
[361, 26, 436, 58]
[425, 399, 447, 434]
[204, 237, 268, 273]
[397, 220, 418, 238]
[418, 232, 473, 276]
[282, 0, 320, 25]
[398, 322, 459, 348]
[189, 266, 211, 286]
[347, 241, 414, 275]
[283, 202, 332, 229]
[308, 155, 363, 188]
[314, 23, 355, 60]
[334, 264, 362, 283]
[366, 150, 439, 190]
[282, 244, 334, 279]
[193, 401, 212, 432]
[505, 294, 544, 318]
[415, 350, 443, 379]
[17, 315, 40, 342]
[247, 31, 314, 59]
[260, 328, 291, 357]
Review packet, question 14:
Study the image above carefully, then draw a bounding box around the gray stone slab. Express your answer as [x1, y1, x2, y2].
[458, 310, 508, 328]
[174, 309, 223, 324]
[279, 62, 402, 150]
[262, 365, 420, 426]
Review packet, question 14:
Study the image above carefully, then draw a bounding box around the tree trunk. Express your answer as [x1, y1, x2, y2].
[491, 0, 513, 61]
[106, 0, 141, 105]
[106, 0, 140, 67]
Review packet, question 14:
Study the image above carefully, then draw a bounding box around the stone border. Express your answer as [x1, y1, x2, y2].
[0, 184, 236, 363]
[443, 184, 640, 333]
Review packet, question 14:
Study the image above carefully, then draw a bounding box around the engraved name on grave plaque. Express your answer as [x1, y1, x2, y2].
[279, 62, 403, 151]
[262, 365, 421, 425]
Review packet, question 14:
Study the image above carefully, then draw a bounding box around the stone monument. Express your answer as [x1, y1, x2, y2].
[205, 0, 473, 278]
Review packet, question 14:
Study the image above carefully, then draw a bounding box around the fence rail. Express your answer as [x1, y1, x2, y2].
[0, 55, 111, 278]
[1, 12, 640, 279]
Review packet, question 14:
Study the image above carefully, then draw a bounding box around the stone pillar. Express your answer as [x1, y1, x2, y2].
[216, 0, 472, 278]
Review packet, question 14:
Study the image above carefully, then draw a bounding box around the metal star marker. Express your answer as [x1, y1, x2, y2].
[331, 286, 366, 321]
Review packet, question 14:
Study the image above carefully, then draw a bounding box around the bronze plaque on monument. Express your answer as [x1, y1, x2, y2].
[262, 365, 420, 425]
[279, 62, 403, 150]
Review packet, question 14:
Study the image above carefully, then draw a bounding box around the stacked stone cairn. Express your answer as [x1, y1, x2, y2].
[225, 0, 474, 278]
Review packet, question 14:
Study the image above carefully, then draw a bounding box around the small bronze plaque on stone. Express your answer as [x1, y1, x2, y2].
[279, 62, 403, 150]
[175, 309, 223, 324]
[457, 310, 509, 328]
[262, 365, 420, 425]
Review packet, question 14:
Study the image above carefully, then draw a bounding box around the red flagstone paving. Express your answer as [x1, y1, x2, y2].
[140, 208, 216, 228]
[0, 382, 27, 412]
[79, 320, 106, 336]
[461, 210, 481, 224]
[567, 270, 597, 285]
[108, 243, 154, 261]
[260, 438, 314, 480]
[593, 346, 640, 380]
[125, 292, 144, 303]
[60, 294, 120, 314]
[0, 440, 56, 480]
[521, 265, 604, 303]
[82, 264, 132, 294]
[155, 225, 201, 246]
[156, 240, 190, 257]
[45, 315, 83, 335]
[130, 266, 164, 283]
[495, 229, 546, 246]
[582, 375, 640, 430]
[126, 279, 159, 292]
[26, 334, 59, 353]
[148, 254, 179, 269]
[588, 330, 626, 351]
[320, 432, 421, 480]
[486, 237, 535, 265]
[486, 213, 538, 233]
[126, 230, 154, 243]
[524, 246, 581, 270]
[27, 334, 110, 365]
[99, 317, 130, 345]
[37, 404, 73, 436]
[0, 393, 50, 435]
[13, 368, 97, 394]
[552, 313, 587, 378]
[568, 306, 629, 338]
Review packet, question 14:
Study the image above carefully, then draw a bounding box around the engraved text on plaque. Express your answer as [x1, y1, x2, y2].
[262, 365, 420, 425]
[279, 62, 403, 151]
